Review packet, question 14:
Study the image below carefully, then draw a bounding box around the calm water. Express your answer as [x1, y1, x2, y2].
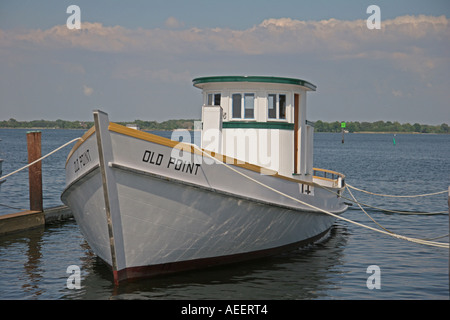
[0, 129, 448, 300]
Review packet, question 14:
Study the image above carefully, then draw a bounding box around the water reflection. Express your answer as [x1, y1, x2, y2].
[63, 224, 349, 300]
[22, 227, 44, 296]
[0, 225, 45, 298]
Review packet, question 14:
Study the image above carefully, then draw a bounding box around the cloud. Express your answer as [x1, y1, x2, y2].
[83, 85, 93, 96]
[392, 90, 403, 97]
[8, 22, 136, 52]
[2, 15, 448, 59]
[1, 14, 448, 124]
[1, 15, 448, 98]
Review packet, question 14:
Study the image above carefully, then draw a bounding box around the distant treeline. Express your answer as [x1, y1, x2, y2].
[0, 118, 449, 134]
[314, 120, 449, 134]
[0, 118, 198, 131]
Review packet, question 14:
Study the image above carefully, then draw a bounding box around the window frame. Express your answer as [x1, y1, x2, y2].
[278, 94, 286, 120]
[244, 93, 255, 119]
[207, 93, 221, 106]
[267, 94, 277, 119]
[231, 92, 256, 120]
[267, 93, 288, 121]
[232, 93, 242, 119]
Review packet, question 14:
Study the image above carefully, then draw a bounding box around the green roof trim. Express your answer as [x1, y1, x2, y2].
[193, 76, 316, 91]
[222, 121, 294, 130]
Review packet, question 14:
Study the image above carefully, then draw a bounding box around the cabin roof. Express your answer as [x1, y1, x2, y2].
[192, 76, 316, 91]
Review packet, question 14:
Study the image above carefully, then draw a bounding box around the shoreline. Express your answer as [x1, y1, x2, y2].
[0, 127, 188, 132]
[0, 127, 449, 134]
[349, 131, 443, 135]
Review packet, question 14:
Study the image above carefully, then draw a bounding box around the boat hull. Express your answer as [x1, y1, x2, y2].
[62, 111, 347, 282]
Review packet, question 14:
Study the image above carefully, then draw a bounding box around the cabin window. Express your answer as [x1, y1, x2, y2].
[207, 93, 221, 106]
[244, 93, 254, 119]
[232, 93, 255, 119]
[267, 94, 287, 120]
[268, 94, 276, 119]
[232, 94, 242, 118]
[279, 94, 286, 119]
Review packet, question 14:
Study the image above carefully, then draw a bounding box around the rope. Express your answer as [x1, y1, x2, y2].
[346, 185, 449, 242]
[346, 185, 393, 233]
[422, 234, 450, 241]
[0, 137, 81, 182]
[190, 144, 449, 249]
[318, 184, 447, 215]
[347, 184, 447, 198]
[0, 203, 27, 211]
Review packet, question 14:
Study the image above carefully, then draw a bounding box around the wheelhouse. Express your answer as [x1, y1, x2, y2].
[193, 76, 317, 181]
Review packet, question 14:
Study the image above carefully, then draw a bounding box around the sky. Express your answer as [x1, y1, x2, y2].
[0, 0, 449, 124]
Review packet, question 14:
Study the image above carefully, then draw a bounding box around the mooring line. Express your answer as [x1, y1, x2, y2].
[313, 182, 447, 215]
[0, 203, 27, 211]
[346, 184, 447, 198]
[346, 185, 393, 234]
[0, 137, 81, 182]
[190, 144, 449, 249]
[345, 185, 449, 242]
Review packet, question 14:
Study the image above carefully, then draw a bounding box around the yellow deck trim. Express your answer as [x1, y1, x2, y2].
[108, 123, 282, 176]
[67, 121, 344, 189]
[65, 126, 96, 166]
[108, 122, 200, 154]
[313, 175, 337, 183]
[313, 167, 346, 179]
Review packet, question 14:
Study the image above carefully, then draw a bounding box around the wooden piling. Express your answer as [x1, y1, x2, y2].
[0, 132, 76, 236]
[27, 131, 43, 212]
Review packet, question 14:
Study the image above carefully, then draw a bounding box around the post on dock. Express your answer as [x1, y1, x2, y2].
[27, 131, 43, 212]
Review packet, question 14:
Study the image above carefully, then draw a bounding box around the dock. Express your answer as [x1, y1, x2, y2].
[0, 206, 73, 235]
[0, 131, 73, 236]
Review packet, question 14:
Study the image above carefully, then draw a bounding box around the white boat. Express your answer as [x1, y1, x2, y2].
[61, 76, 347, 283]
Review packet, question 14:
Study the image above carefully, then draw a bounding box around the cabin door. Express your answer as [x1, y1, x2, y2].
[294, 93, 299, 174]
